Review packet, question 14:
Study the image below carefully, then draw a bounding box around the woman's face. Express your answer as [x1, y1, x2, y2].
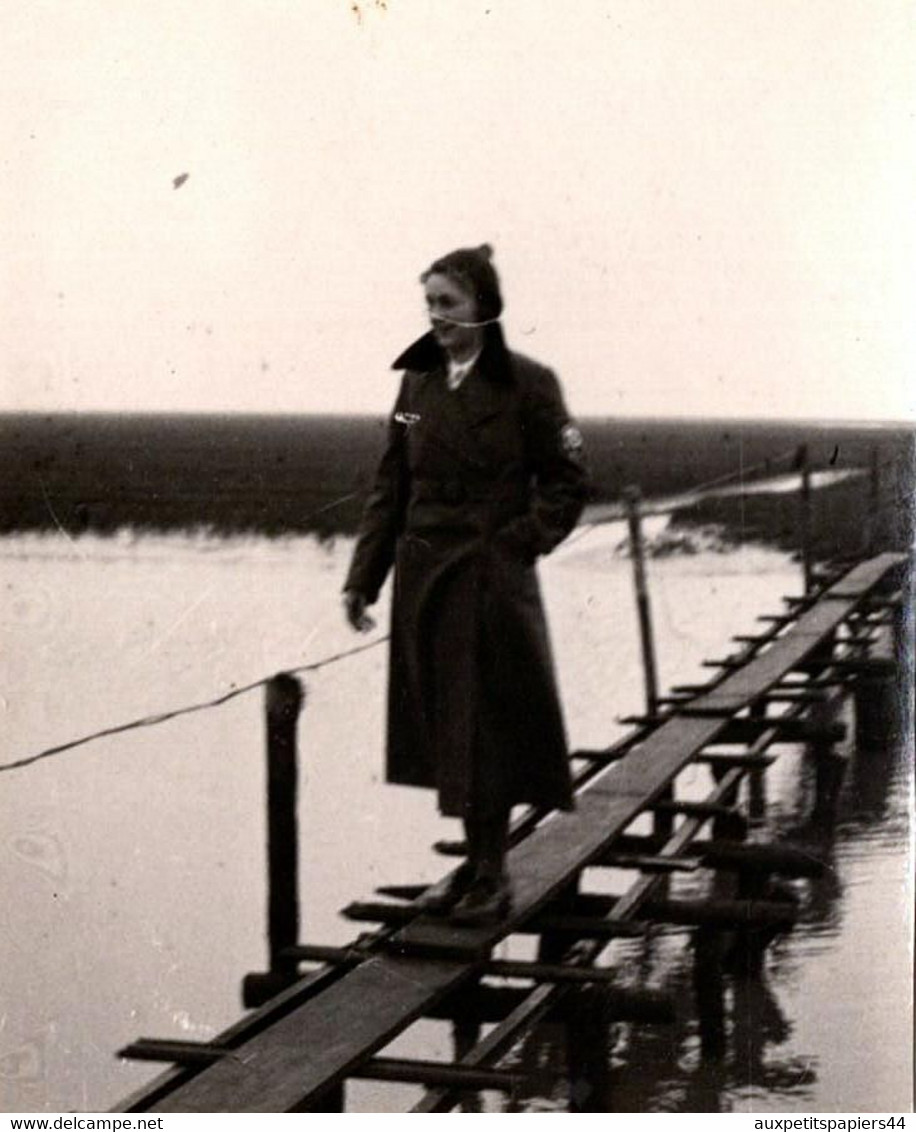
[423, 272, 482, 357]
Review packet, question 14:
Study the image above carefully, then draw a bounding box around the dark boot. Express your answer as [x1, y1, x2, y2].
[449, 874, 512, 926]
[414, 814, 480, 915]
[413, 860, 476, 915]
[450, 809, 512, 926]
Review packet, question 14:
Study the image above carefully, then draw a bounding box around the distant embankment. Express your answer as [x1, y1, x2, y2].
[0, 413, 912, 556]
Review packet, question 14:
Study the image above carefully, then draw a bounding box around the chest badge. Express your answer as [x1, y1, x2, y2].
[560, 423, 584, 455]
[394, 411, 421, 427]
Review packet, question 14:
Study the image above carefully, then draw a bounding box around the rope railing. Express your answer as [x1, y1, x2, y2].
[0, 634, 389, 776]
[1, 442, 882, 778]
[563, 445, 801, 550]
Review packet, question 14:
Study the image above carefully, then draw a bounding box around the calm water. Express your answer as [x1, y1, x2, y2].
[0, 526, 911, 1113]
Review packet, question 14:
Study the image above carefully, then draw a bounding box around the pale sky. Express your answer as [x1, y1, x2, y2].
[3, 1, 914, 419]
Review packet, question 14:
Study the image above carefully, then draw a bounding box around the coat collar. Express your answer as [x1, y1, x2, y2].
[391, 325, 515, 384]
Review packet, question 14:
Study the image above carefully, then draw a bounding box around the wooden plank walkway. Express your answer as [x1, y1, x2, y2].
[680, 552, 904, 716]
[150, 719, 730, 1112]
[138, 551, 906, 1113]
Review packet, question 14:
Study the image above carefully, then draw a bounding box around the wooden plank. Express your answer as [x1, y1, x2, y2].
[533, 913, 649, 938]
[119, 1040, 226, 1067]
[682, 555, 906, 716]
[151, 954, 472, 1112]
[344, 898, 654, 939]
[781, 598, 860, 638]
[652, 799, 743, 820]
[483, 958, 624, 984]
[643, 897, 799, 929]
[118, 959, 353, 1112]
[703, 717, 846, 745]
[599, 853, 700, 873]
[695, 840, 826, 877]
[352, 1057, 523, 1091]
[820, 552, 907, 599]
[695, 752, 775, 769]
[683, 610, 852, 715]
[598, 716, 727, 795]
[395, 716, 725, 956]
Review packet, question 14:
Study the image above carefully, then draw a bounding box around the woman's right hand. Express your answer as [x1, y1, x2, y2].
[343, 589, 376, 633]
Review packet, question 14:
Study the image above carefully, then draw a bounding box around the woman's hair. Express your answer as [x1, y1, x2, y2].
[420, 244, 504, 323]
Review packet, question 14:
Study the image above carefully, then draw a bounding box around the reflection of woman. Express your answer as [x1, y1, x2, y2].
[343, 245, 588, 926]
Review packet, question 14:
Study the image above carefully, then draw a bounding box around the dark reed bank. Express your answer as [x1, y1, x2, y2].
[0, 413, 385, 538]
[1, 413, 912, 553]
[670, 468, 914, 562]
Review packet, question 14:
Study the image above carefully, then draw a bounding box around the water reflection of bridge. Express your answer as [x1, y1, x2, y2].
[116, 551, 909, 1113]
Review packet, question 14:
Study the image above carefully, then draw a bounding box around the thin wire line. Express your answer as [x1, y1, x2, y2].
[1, 444, 809, 776]
[565, 446, 801, 551]
[0, 635, 389, 776]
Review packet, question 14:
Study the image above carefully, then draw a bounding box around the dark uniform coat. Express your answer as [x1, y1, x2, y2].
[344, 329, 588, 818]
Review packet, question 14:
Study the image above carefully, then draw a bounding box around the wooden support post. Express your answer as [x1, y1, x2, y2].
[624, 486, 672, 843]
[893, 579, 912, 666]
[892, 570, 913, 742]
[854, 666, 896, 752]
[452, 1017, 481, 1062]
[708, 752, 744, 840]
[811, 754, 846, 829]
[728, 869, 770, 979]
[450, 982, 482, 1106]
[725, 855, 802, 981]
[865, 445, 880, 556]
[698, 724, 737, 1060]
[747, 698, 767, 824]
[565, 987, 612, 1112]
[266, 674, 304, 973]
[242, 673, 305, 1010]
[806, 670, 847, 827]
[538, 875, 580, 964]
[623, 485, 660, 718]
[693, 926, 727, 1059]
[797, 444, 814, 594]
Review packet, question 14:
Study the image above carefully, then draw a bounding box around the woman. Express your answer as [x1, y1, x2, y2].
[343, 245, 588, 926]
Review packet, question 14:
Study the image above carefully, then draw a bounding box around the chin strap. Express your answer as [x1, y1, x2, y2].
[431, 314, 502, 329]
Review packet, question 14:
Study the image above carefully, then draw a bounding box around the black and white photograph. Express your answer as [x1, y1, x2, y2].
[1, 1, 913, 1116]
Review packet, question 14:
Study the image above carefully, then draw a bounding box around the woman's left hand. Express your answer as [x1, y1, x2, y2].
[343, 589, 376, 633]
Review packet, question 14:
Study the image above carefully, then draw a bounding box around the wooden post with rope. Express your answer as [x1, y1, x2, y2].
[242, 673, 305, 1009]
[797, 445, 814, 593]
[624, 486, 660, 717]
[624, 485, 671, 840]
[865, 444, 881, 556]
